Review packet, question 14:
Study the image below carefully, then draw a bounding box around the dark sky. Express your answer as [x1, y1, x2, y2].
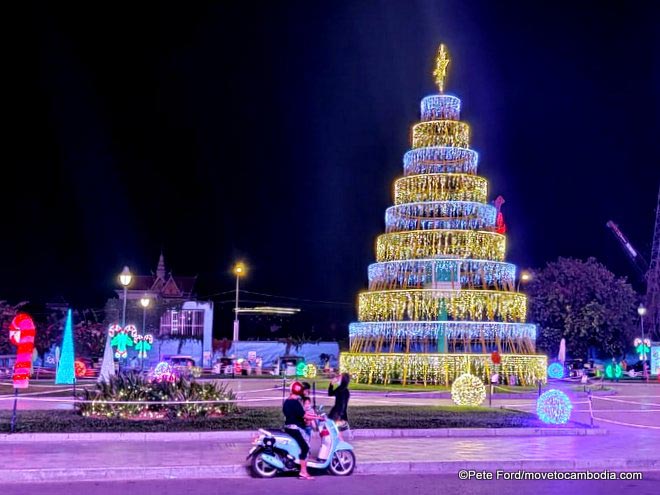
[5, 1, 659, 313]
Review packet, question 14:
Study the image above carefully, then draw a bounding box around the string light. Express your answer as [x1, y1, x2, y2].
[341, 352, 547, 386]
[349, 321, 536, 354]
[394, 174, 488, 205]
[385, 201, 496, 232]
[421, 95, 461, 121]
[451, 373, 486, 406]
[536, 389, 572, 424]
[376, 230, 505, 262]
[547, 362, 564, 379]
[358, 289, 527, 322]
[367, 259, 517, 291]
[412, 121, 470, 148]
[403, 147, 478, 176]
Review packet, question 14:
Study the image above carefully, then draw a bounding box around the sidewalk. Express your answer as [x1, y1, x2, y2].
[2, 428, 659, 483]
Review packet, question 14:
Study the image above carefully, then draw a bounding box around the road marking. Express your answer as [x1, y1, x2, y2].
[592, 417, 660, 430]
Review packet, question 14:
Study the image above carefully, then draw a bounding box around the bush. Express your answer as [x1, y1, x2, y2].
[78, 372, 236, 419]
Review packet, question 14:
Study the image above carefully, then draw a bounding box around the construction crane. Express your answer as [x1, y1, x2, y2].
[606, 220, 648, 279]
[606, 185, 660, 338]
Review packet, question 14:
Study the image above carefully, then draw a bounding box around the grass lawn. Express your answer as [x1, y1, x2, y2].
[0, 406, 552, 433]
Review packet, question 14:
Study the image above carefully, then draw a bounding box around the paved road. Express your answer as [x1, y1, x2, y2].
[6, 473, 660, 495]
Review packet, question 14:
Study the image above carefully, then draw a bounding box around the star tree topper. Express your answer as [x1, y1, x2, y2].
[433, 44, 450, 93]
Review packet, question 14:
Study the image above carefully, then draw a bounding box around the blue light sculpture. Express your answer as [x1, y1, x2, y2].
[55, 309, 76, 384]
[547, 362, 565, 379]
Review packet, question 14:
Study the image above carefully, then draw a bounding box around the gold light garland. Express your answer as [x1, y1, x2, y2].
[376, 230, 505, 262]
[412, 121, 470, 148]
[394, 174, 488, 204]
[340, 352, 547, 386]
[357, 289, 526, 322]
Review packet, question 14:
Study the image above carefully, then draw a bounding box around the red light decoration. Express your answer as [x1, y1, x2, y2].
[490, 351, 501, 365]
[75, 360, 87, 378]
[9, 313, 37, 389]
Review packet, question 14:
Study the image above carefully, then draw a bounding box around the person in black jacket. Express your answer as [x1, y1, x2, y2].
[283, 381, 320, 480]
[328, 373, 351, 424]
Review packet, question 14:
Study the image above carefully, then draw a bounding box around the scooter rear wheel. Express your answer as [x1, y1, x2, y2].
[251, 451, 278, 478]
[328, 449, 355, 476]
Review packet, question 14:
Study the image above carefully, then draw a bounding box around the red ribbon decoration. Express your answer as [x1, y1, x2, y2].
[9, 313, 36, 389]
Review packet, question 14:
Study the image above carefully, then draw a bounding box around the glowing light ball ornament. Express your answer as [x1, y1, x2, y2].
[451, 373, 486, 406]
[74, 360, 87, 378]
[296, 361, 307, 376]
[303, 364, 317, 379]
[547, 362, 564, 379]
[8, 313, 37, 389]
[536, 389, 572, 425]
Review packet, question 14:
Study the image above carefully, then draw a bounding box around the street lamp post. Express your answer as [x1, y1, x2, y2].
[638, 304, 648, 382]
[118, 266, 132, 373]
[517, 271, 531, 292]
[140, 297, 150, 371]
[233, 262, 246, 342]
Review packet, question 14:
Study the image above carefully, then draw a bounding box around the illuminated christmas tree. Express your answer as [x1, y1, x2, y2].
[55, 309, 76, 385]
[342, 44, 547, 386]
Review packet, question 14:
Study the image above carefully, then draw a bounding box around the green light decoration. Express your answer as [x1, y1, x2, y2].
[135, 334, 153, 359]
[296, 361, 307, 376]
[634, 338, 651, 361]
[110, 324, 135, 359]
[55, 309, 76, 384]
[605, 363, 622, 379]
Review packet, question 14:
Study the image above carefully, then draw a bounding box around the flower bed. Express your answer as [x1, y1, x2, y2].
[78, 372, 236, 419]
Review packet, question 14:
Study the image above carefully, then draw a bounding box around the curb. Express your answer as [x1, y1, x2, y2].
[0, 427, 605, 443]
[2, 458, 658, 483]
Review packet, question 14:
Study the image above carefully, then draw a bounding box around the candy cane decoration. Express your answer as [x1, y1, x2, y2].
[9, 313, 37, 389]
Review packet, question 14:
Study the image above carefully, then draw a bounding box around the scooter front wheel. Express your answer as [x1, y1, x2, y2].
[251, 451, 279, 478]
[328, 449, 356, 476]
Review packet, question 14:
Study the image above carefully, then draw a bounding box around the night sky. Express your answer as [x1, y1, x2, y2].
[5, 1, 659, 317]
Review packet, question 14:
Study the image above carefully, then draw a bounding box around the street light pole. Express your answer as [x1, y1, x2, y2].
[118, 266, 133, 373]
[232, 262, 245, 342]
[638, 304, 648, 383]
[517, 271, 531, 292]
[140, 297, 150, 372]
[122, 286, 128, 326]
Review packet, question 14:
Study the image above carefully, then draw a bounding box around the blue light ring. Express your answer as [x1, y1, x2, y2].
[385, 201, 497, 232]
[367, 259, 516, 288]
[403, 147, 478, 176]
[349, 321, 537, 340]
[420, 94, 461, 121]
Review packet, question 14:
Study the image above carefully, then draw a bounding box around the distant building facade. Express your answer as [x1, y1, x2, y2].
[110, 253, 213, 367]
